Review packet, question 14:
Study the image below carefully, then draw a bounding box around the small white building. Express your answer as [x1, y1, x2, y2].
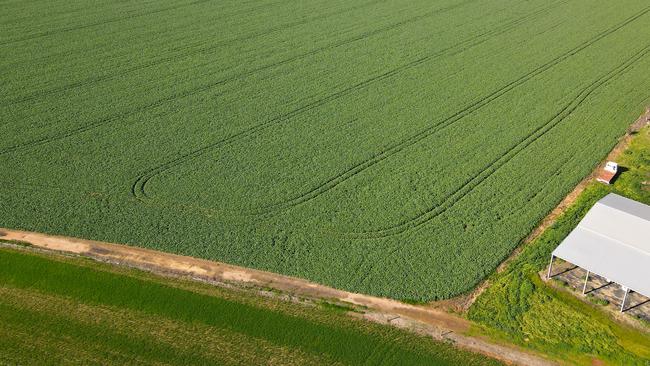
[596, 161, 618, 184]
[548, 193, 650, 311]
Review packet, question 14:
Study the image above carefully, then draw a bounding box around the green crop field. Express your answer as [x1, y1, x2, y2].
[2, 0, 650, 301]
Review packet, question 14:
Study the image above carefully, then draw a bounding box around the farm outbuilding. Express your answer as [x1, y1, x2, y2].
[548, 193, 650, 312]
[596, 161, 618, 184]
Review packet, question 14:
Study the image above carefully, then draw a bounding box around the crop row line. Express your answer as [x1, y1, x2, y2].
[218, 4, 649, 219]
[4, 0, 384, 105]
[0, 0, 212, 46]
[346, 42, 650, 240]
[130, 0, 561, 204]
[349, 45, 649, 291]
[0, 0, 474, 154]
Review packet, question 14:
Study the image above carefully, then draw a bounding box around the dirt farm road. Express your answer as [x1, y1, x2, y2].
[0, 228, 553, 365]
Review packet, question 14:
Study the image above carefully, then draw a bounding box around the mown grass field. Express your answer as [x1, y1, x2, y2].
[469, 126, 650, 365]
[0, 247, 501, 365]
[2, 0, 650, 301]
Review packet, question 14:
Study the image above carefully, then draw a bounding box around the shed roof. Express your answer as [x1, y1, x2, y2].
[552, 193, 650, 298]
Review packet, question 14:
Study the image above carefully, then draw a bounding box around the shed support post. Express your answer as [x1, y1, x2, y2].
[582, 270, 590, 295]
[546, 255, 555, 280]
[620, 287, 630, 312]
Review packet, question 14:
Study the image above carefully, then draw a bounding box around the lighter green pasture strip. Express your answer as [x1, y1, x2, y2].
[0, 0, 376, 93]
[0, 248, 501, 365]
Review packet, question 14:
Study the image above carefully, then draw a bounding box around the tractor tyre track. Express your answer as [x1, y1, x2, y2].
[348, 43, 650, 239]
[0, 0, 477, 154]
[129, 0, 565, 202]
[0, 0, 213, 46]
[0, 0, 291, 73]
[5, 0, 466, 106]
[347, 44, 650, 287]
[3, 0, 387, 105]
[168, 8, 650, 215]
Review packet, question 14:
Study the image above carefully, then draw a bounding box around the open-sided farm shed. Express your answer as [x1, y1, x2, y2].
[548, 194, 650, 311]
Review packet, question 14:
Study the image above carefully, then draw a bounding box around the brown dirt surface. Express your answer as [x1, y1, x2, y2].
[0, 228, 554, 366]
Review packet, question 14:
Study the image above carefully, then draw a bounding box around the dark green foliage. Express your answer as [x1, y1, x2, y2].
[2, 0, 650, 300]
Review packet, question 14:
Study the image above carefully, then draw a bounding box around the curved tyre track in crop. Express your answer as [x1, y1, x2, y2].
[129, 1, 566, 203]
[348, 42, 650, 239]
[240, 5, 649, 216]
[0, 0, 476, 155]
[133, 6, 648, 218]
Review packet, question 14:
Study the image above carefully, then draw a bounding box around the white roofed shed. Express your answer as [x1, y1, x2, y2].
[547, 193, 650, 312]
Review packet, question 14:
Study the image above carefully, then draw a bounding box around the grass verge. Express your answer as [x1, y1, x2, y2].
[468, 126, 650, 365]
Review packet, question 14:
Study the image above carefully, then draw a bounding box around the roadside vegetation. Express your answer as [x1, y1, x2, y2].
[0, 246, 501, 366]
[3, 0, 650, 301]
[469, 126, 650, 365]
